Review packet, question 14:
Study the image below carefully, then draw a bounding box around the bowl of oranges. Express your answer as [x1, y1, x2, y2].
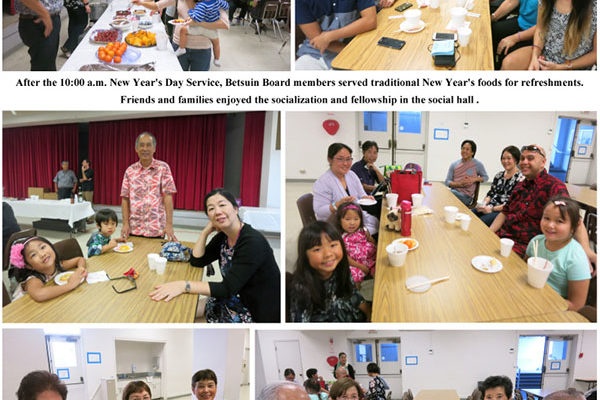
[125, 30, 157, 47]
[96, 41, 140, 64]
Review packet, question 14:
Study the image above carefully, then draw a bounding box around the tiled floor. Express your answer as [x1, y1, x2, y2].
[3, 12, 291, 71]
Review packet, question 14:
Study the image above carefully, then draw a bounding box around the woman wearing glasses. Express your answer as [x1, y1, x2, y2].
[313, 143, 379, 235]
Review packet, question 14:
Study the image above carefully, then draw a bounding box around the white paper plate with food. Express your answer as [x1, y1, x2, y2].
[392, 237, 419, 251]
[54, 271, 84, 285]
[114, 242, 134, 253]
[471, 255, 503, 273]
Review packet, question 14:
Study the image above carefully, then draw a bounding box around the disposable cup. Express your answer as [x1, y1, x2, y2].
[458, 26, 472, 46]
[156, 32, 168, 50]
[147, 253, 160, 270]
[411, 193, 424, 208]
[386, 243, 409, 267]
[386, 193, 399, 209]
[500, 238, 514, 257]
[444, 206, 458, 223]
[460, 215, 471, 231]
[527, 257, 554, 289]
[450, 7, 467, 29]
[155, 256, 167, 275]
[430, 0, 440, 8]
[455, 0, 466, 6]
[404, 9, 422, 29]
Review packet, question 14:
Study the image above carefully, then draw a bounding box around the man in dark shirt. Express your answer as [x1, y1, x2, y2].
[80, 159, 94, 223]
[351, 141, 384, 194]
[491, 145, 595, 265]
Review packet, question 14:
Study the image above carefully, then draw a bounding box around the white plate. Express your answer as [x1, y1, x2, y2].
[406, 275, 431, 292]
[471, 255, 503, 273]
[392, 237, 419, 251]
[358, 198, 377, 206]
[400, 20, 426, 33]
[456, 212, 469, 220]
[54, 271, 84, 285]
[169, 19, 189, 25]
[113, 242, 134, 253]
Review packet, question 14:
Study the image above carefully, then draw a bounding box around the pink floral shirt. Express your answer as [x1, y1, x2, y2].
[120, 159, 177, 237]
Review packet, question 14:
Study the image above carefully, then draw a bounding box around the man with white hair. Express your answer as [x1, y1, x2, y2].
[544, 389, 586, 400]
[257, 381, 310, 400]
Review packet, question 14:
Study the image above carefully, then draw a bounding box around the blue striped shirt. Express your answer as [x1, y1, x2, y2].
[188, 0, 229, 23]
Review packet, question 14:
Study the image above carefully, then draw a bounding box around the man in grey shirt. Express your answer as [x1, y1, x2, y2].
[53, 161, 78, 200]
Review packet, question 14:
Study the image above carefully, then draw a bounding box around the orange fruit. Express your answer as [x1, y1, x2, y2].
[114, 56, 122, 63]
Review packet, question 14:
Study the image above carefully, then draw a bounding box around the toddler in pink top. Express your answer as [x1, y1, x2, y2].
[335, 202, 377, 286]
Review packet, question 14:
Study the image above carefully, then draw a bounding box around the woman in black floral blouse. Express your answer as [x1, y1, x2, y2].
[287, 221, 371, 322]
[365, 363, 389, 400]
[473, 146, 524, 226]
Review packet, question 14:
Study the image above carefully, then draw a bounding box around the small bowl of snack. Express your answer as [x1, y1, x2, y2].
[110, 19, 132, 31]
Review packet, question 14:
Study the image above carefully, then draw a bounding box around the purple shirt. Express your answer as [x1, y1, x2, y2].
[351, 159, 379, 187]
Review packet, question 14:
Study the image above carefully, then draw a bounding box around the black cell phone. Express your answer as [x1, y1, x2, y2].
[377, 37, 406, 50]
[433, 32, 457, 41]
[395, 2, 412, 12]
[434, 54, 456, 67]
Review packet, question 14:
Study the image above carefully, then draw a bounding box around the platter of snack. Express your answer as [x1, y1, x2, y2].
[110, 19, 132, 31]
[114, 242, 134, 253]
[90, 29, 122, 44]
[168, 18, 189, 25]
[54, 271, 85, 285]
[96, 42, 140, 64]
[125, 30, 157, 47]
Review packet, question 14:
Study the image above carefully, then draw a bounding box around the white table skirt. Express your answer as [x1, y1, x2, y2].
[60, 0, 183, 71]
[5, 199, 95, 228]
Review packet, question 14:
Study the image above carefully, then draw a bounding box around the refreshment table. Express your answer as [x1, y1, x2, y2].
[4, 198, 95, 229]
[331, 0, 493, 70]
[371, 182, 576, 322]
[3, 237, 203, 323]
[60, 0, 183, 71]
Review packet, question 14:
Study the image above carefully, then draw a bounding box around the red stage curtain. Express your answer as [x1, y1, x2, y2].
[88, 114, 227, 210]
[3, 125, 79, 198]
[240, 111, 266, 207]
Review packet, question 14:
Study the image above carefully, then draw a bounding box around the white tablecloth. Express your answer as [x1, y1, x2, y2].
[5, 199, 95, 227]
[60, 0, 183, 71]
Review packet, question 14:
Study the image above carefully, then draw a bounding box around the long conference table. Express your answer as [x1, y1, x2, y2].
[371, 182, 589, 323]
[331, 0, 493, 70]
[4, 198, 95, 229]
[3, 238, 203, 323]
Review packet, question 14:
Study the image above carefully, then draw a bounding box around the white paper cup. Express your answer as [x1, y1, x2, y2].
[156, 32, 168, 50]
[527, 257, 554, 289]
[477, 200, 485, 207]
[386, 193, 399, 209]
[444, 206, 458, 223]
[455, 0, 466, 6]
[411, 193, 424, 208]
[450, 7, 467, 28]
[460, 215, 471, 231]
[430, 0, 440, 8]
[458, 26, 472, 46]
[500, 238, 514, 257]
[386, 243, 409, 267]
[155, 256, 167, 275]
[147, 253, 160, 270]
[404, 9, 422, 29]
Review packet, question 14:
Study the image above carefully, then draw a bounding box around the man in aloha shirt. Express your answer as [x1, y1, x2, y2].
[120, 132, 178, 241]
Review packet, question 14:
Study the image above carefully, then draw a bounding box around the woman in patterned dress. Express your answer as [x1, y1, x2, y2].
[502, 0, 596, 69]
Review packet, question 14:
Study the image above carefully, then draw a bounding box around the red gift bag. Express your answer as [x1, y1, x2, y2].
[390, 170, 422, 202]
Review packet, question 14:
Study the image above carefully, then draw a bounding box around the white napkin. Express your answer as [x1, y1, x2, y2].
[87, 271, 109, 284]
[412, 207, 434, 216]
[416, 0, 429, 7]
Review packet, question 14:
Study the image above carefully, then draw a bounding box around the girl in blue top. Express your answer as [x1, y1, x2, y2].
[525, 196, 591, 310]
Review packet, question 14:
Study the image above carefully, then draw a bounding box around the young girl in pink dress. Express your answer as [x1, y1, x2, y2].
[335, 202, 377, 286]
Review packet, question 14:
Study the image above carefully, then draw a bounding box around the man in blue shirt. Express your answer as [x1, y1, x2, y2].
[295, 0, 380, 70]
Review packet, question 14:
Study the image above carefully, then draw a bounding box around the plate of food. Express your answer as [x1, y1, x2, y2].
[115, 9, 131, 16]
[110, 19, 132, 31]
[125, 30, 157, 47]
[138, 19, 153, 29]
[132, 8, 146, 15]
[393, 237, 419, 251]
[90, 29, 122, 44]
[471, 255, 503, 273]
[114, 242, 134, 253]
[169, 18, 189, 25]
[54, 271, 84, 285]
[358, 198, 377, 206]
[96, 42, 140, 64]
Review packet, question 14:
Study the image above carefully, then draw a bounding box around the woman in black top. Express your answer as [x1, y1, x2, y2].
[149, 188, 280, 322]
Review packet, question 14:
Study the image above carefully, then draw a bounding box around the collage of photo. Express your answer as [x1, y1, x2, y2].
[1, 0, 598, 397]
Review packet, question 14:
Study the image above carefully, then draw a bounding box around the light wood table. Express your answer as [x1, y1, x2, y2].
[3, 237, 203, 323]
[331, 0, 493, 70]
[522, 388, 555, 399]
[372, 182, 571, 322]
[415, 389, 459, 400]
[565, 183, 597, 210]
[495, 310, 590, 322]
